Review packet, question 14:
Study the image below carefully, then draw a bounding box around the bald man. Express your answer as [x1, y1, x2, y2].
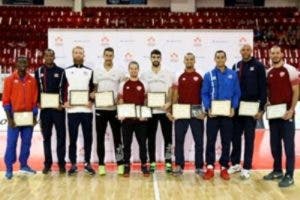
[229, 44, 267, 179]
[263, 46, 299, 187]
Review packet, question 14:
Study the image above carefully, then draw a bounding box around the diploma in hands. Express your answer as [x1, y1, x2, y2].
[172, 104, 191, 119]
[266, 104, 287, 119]
[70, 90, 89, 106]
[117, 104, 136, 118]
[41, 93, 59, 109]
[211, 100, 231, 116]
[238, 101, 260, 117]
[136, 106, 152, 118]
[95, 91, 114, 107]
[147, 92, 166, 108]
[14, 112, 33, 126]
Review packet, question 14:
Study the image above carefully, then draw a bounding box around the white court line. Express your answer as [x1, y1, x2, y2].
[153, 173, 161, 200]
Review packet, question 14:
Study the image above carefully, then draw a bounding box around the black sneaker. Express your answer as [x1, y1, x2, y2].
[263, 171, 283, 180]
[68, 165, 78, 176]
[123, 165, 130, 177]
[141, 165, 150, 177]
[42, 166, 51, 174]
[172, 166, 183, 177]
[279, 174, 294, 188]
[84, 164, 95, 176]
[59, 167, 66, 174]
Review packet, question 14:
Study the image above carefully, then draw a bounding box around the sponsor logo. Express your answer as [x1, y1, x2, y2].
[193, 37, 202, 47]
[124, 52, 133, 62]
[136, 86, 142, 91]
[147, 36, 156, 46]
[170, 52, 179, 63]
[193, 76, 199, 81]
[100, 36, 110, 46]
[55, 36, 63, 46]
[280, 72, 285, 77]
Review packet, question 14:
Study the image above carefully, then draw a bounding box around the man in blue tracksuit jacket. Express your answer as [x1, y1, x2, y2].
[202, 50, 241, 181]
[228, 44, 267, 179]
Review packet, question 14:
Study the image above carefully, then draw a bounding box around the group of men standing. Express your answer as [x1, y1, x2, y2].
[2, 44, 299, 187]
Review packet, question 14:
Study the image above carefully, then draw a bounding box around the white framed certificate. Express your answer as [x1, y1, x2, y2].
[266, 104, 287, 120]
[95, 91, 114, 107]
[211, 100, 231, 116]
[141, 106, 152, 118]
[69, 90, 89, 106]
[136, 105, 141, 118]
[40, 93, 59, 109]
[14, 112, 33, 126]
[238, 101, 260, 117]
[172, 104, 191, 119]
[147, 92, 166, 108]
[117, 104, 136, 118]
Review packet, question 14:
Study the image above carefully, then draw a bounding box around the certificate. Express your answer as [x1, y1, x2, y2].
[172, 104, 191, 119]
[211, 100, 231, 116]
[117, 104, 136, 118]
[40, 93, 59, 109]
[147, 92, 166, 108]
[14, 112, 33, 126]
[136, 106, 152, 118]
[69, 90, 89, 106]
[191, 105, 203, 118]
[95, 91, 114, 107]
[266, 104, 287, 119]
[238, 101, 260, 117]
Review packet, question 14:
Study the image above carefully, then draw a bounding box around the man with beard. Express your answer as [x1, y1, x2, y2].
[3, 56, 38, 179]
[171, 53, 205, 176]
[202, 50, 240, 181]
[228, 44, 267, 179]
[91, 47, 125, 175]
[118, 61, 150, 177]
[263, 46, 299, 187]
[64, 46, 95, 176]
[34, 49, 68, 174]
[140, 49, 174, 173]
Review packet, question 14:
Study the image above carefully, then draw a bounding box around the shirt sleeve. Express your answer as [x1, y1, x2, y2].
[2, 77, 12, 107]
[231, 72, 241, 109]
[286, 65, 300, 86]
[118, 81, 125, 100]
[31, 78, 38, 108]
[257, 62, 267, 111]
[93, 70, 99, 84]
[34, 69, 41, 104]
[201, 73, 211, 110]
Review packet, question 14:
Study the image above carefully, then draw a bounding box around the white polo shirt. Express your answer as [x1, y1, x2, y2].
[140, 68, 175, 114]
[93, 66, 126, 110]
[65, 65, 94, 113]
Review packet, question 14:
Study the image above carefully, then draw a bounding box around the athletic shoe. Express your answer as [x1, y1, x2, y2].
[117, 165, 124, 175]
[42, 166, 51, 174]
[59, 167, 66, 174]
[5, 171, 13, 180]
[203, 166, 214, 180]
[84, 164, 95, 175]
[19, 166, 37, 175]
[172, 166, 183, 177]
[228, 164, 242, 174]
[68, 165, 78, 176]
[263, 171, 283, 181]
[98, 165, 106, 176]
[279, 174, 294, 188]
[150, 162, 156, 173]
[165, 163, 172, 174]
[195, 168, 205, 177]
[220, 168, 230, 180]
[240, 169, 251, 180]
[123, 165, 130, 177]
[141, 164, 150, 177]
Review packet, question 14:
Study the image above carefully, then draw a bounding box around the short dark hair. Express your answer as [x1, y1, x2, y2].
[150, 49, 161, 57]
[44, 49, 55, 56]
[128, 61, 139, 69]
[215, 50, 226, 58]
[103, 47, 114, 54]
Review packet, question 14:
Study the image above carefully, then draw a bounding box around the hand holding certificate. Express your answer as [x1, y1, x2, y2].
[147, 92, 166, 108]
[41, 93, 59, 109]
[266, 104, 287, 119]
[211, 100, 231, 116]
[136, 106, 152, 119]
[95, 91, 114, 107]
[117, 104, 136, 118]
[70, 90, 89, 106]
[14, 112, 33, 126]
[238, 101, 260, 117]
[172, 104, 191, 119]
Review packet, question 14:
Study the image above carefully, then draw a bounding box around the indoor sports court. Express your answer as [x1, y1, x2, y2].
[0, 0, 299, 200]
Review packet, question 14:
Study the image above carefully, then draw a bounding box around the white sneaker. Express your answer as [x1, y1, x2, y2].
[228, 164, 242, 174]
[240, 169, 251, 180]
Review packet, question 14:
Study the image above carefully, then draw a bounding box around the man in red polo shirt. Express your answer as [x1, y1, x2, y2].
[2, 56, 38, 179]
[263, 46, 299, 187]
[171, 52, 205, 176]
[118, 61, 150, 177]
